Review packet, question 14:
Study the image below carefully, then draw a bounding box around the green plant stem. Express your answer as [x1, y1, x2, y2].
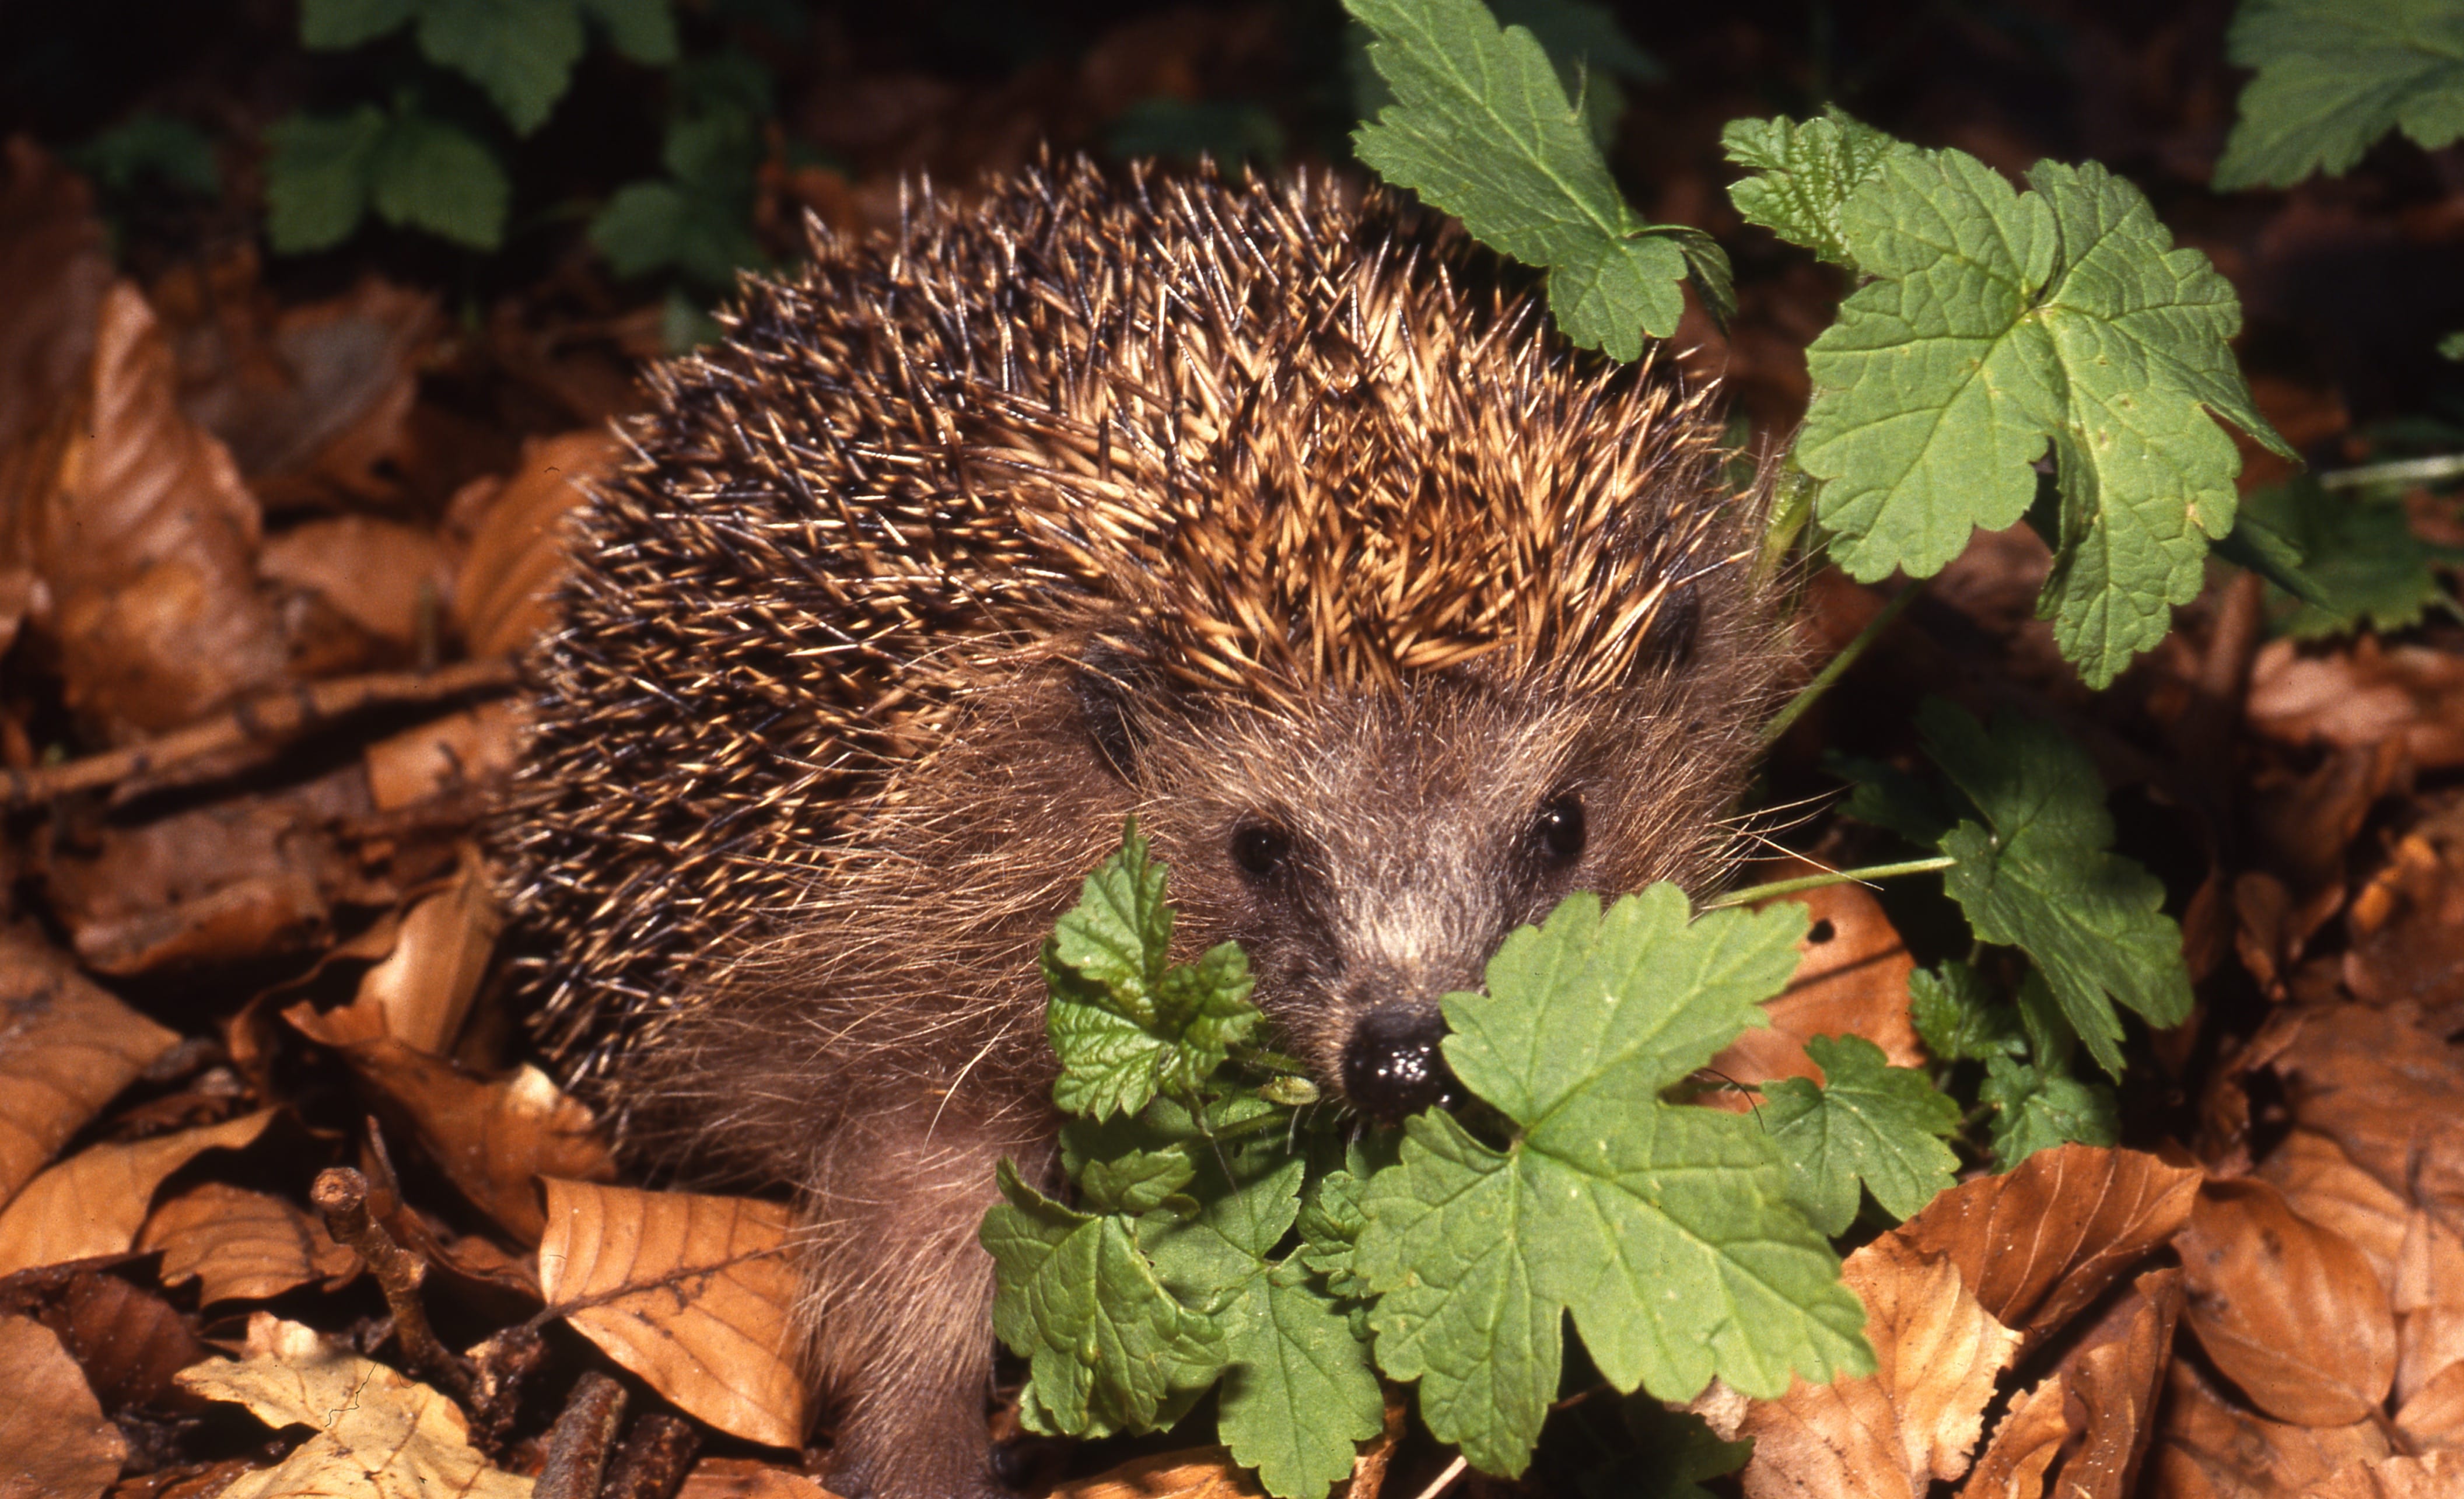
[1759, 580, 1923, 746]
[2318, 453, 2464, 491]
[1706, 855, 1957, 909]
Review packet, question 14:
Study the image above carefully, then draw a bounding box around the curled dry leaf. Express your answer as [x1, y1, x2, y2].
[175, 1312, 533, 1499]
[2177, 1177, 2396, 1427]
[366, 701, 523, 812]
[0, 1108, 273, 1276]
[9, 281, 287, 742]
[2248, 638, 2464, 773]
[19, 1263, 212, 1412]
[2150, 1358, 2387, 1498]
[1897, 1143, 2199, 1347]
[678, 1459, 844, 1499]
[2398, 1359, 2464, 1452]
[260, 514, 450, 650]
[1740, 1234, 2021, 1499]
[1708, 873, 1923, 1102]
[0, 1312, 125, 1499]
[1957, 1374, 2068, 1499]
[2043, 1267, 2185, 1499]
[450, 430, 621, 660]
[2343, 825, 2464, 1026]
[0, 929, 178, 1206]
[137, 1181, 359, 1304]
[345, 852, 503, 1054]
[537, 1179, 806, 1448]
[1050, 1450, 1265, 1499]
[2302, 1450, 2464, 1499]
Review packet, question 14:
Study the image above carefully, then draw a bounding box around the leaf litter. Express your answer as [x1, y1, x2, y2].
[2, 4, 2464, 1495]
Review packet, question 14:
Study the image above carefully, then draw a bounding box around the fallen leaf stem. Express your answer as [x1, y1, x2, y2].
[310, 1165, 474, 1401]
[1759, 579, 1924, 746]
[535, 1370, 628, 1499]
[1707, 854, 1957, 909]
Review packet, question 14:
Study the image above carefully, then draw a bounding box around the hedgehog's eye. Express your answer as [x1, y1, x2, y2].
[1534, 794, 1586, 868]
[1231, 821, 1289, 881]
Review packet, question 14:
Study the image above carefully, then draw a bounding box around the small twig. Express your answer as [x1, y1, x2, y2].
[3, 659, 517, 805]
[535, 1371, 629, 1499]
[1704, 854, 1957, 909]
[1760, 579, 1924, 746]
[310, 1165, 474, 1402]
[600, 1412, 701, 1499]
[1407, 1456, 1468, 1499]
[2316, 452, 2464, 490]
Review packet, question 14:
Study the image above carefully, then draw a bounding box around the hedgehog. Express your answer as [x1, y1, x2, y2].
[504, 158, 1784, 1498]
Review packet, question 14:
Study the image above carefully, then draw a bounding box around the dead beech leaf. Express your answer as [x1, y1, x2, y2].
[0, 1312, 125, 1499]
[137, 1181, 358, 1304]
[0, 929, 178, 1206]
[2250, 637, 2464, 772]
[537, 1178, 805, 1448]
[286, 1004, 612, 1242]
[2266, 1004, 2464, 1204]
[2048, 1267, 2185, 1499]
[2178, 1177, 2396, 1427]
[450, 430, 620, 660]
[260, 514, 449, 648]
[12, 281, 287, 741]
[2404, 1309, 2464, 1410]
[1740, 1235, 2020, 1499]
[366, 702, 523, 812]
[2151, 1358, 2388, 1498]
[175, 1312, 531, 1499]
[1897, 1144, 2199, 1347]
[2399, 1360, 2464, 1451]
[20, 1263, 212, 1412]
[345, 853, 502, 1053]
[1958, 1375, 2068, 1499]
[2304, 1451, 2464, 1499]
[677, 1459, 843, 1499]
[0, 141, 110, 454]
[1708, 875, 1922, 1102]
[2260, 1129, 2412, 1286]
[0, 1108, 273, 1275]
[1052, 1449, 1265, 1499]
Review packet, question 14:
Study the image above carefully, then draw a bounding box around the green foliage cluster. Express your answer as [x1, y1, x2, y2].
[2216, 0, 2464, 190]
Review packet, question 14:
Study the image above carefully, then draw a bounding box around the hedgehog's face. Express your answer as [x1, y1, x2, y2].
[1120, 676, 1734, 1122]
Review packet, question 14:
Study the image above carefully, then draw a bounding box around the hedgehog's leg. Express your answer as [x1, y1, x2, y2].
[799, 1104, 1053, 1499]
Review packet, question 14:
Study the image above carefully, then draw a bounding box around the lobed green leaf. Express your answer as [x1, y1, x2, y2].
[1762, 1034, 1961, 1234]
[1721, 107, 1905, 268]
[2215, 0, 2464, 190]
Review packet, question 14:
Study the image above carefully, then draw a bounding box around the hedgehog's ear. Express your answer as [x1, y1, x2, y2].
[1071, 636, 1172, 781]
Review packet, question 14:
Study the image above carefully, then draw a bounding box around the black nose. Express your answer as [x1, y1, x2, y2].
[1341, 1007, 1460, 1121]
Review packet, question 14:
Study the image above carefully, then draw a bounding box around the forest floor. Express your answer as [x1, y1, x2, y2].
[1, 2, 2461, 1498]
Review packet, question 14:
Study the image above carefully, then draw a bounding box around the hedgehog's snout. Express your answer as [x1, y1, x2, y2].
[1340, 1004, 1460, 1121]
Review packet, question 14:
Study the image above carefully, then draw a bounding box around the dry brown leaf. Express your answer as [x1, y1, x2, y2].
[2343, 825, 2464, 1027]
[0, 1108, 274, 1275]
[537, 1178, 805, 1448]
[2268, 1004, 2464, 1205]
[450, 430, 620, 660]
[0, 1312, 125, 1499]
[2399, 1360, 2464, 1452]
[175, 1312, 531, 1499]
[2046, 1267, 2184, 1499]
[1957, 1374, 2068, 1499]
[2249, 637, 2464, 772]
[1706, 875, 1922, 1103]
[1051, 1449, 1265, 1499]
[2178, 1176, 2396, 1427]
[0, 930, 178, 1207]
[2406, 1310, 2464, 1411]
[677, 1459, 844, 1499]
[1740, 1235, 2020, 1499]
[260, 515, 449, 649]
[366, 702, 523, 812]
[9, 280, 286, 742]
[2150, 1358, 2388, 1499]
[1896, 1143, 2199, 1347]
[2302, 1451, 2464, 1499]
[2260, 1129, 2412, 1287]
[288, 999, 611, 1241]
[137, 1181, 358, 1304]
[15, 1263, 212, 1412]
[344, 853, 503, 1054]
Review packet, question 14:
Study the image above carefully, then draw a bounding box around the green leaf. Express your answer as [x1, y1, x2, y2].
[1793, 143, 2291, 685]
[1829, 752, 1957, 848]
[299, 0, 414, 47]
[1357, 888, 1870, 1477]
[1920, 701, 2190, 1077]
[1218, 1263, 1386, 1499]
[1721, 107, 1906, 268]
[73, 115, 220, 197]
[1042, 826, 1262, 1120]
[1491, 0, 1660, 145]
[1980, 1056, 2118, 1167]
[1107, 97, 1287, 167]
[1345, 0, 1709, 360]
[2215, 0, 2464, 190]
[414, 0, 587, 134]
[579, 0, 678, 64]
[263, 107, 386, 253]
[2217, 493, 2334, 607]
[1762, 1034, 1961, 1234]
[1908, 961, 2024, 1063]
[2442, 330, 2464, 360]
[1077, 1147, 1198, 1216]
[1297, 1169, 1371, 1297]
[2242, 475, 2460, 636]
[981, 1160, 1224, 1438]
[368, 110, 509, 249]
